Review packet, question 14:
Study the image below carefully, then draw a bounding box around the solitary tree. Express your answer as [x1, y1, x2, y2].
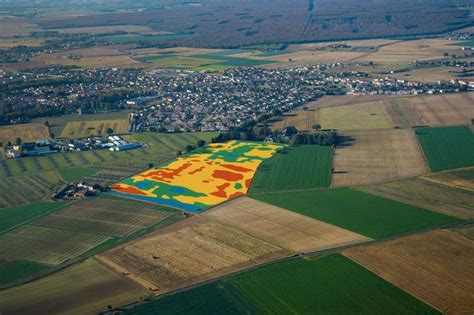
[106, 128, 114, 135]
[285, 126, 298, 137]
[197, 139, 206, 148]
[44, 120, 50, 127]
[15, 137, 22, 146]
[259, 126, 273, 138]
[186, 145, 195, 152]
[312, 123, 322, 130]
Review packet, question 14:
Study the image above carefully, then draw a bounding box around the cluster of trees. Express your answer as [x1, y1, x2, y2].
[177, 139, 207, 156]
[210, 119, 273, 143]
[211, 120, 336, 147]
[77, 90, 138, 114]
[292, 130, 336, 146]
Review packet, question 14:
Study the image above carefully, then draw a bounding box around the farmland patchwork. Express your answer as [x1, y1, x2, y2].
[111, 141, 283, 212]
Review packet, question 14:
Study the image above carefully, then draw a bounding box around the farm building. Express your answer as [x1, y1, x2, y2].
[109, 143, 141, 152]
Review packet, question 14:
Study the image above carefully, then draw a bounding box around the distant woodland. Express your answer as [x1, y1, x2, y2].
[36, 0, 474, 48]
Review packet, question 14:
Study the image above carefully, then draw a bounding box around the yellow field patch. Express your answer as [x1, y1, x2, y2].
[111, 141, 283, 212]
[0, 123, 50, 144]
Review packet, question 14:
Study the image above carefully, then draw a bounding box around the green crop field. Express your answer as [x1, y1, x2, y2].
[0, 260, 50, 287]
[0, 132, 217, 180]
[249, 145, 333, 193]
[136, 55, 221, 69]
[126, 132, 216, 154]
[123, 254, 437, 314]
[134, 51, 273, 71]
[98, 33, 195, 44]
[0, 196, 182, 287]
[450, 39, 474, 47]
[59, 167, 97, 181]
[0, 171, 63, 208]
[357, 177, 474, 219]
[251, 188, 460, 238]
[192, 52, 275, 67]
[0, 201, 68, 233]
[124, 281, 256, 315]
[415, 126, 474, 172]
[0, 258, 148, 314]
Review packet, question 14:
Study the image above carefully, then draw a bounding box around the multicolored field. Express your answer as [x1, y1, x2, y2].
[111, 141, 283, 212]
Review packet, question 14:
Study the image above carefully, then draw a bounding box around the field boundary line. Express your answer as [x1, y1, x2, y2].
[340, 252, 443, 313]
[0, 201, 72, 236]
[420, 166, 474, 193]
[412, 127, 432, 172]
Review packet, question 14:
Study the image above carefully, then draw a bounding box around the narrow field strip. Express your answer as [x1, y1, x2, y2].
[204, 197, 370, 253]
[251, 188, 461, 239]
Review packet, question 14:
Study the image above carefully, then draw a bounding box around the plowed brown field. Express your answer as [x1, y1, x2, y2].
[204, 197, 370, 252]
[332, 129, 428, 187]
[97, 216, 287, 294]
[343, 229, 474, 314]
[384, 92, 474, 127]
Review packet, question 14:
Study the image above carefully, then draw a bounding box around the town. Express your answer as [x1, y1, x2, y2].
[2, 63, 472, 132]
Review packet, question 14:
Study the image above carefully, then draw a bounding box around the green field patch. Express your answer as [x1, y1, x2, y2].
[134, 54, 179, 63]
[0, 132, 217, 179]
[194, 64, 234, 72]
[192, 52, 275, 67]
[450, 39, 474, 47]
[0, 258, 148, 314]
[0, 195, 183, 287]
[0, 172, 63, 208]
[98, 33, 194, 44]
[133, 51, 273, 70]
[59, 167, 98, 181]
[124, 281, 256, 314]
[250, 145, 332, 193]
[230, 254, 437, 314]
[0, 260, 50, 287]
[415, 126, 474, 172]
[0, 201, 67, 234]
[137, 55, 221, 69]
[251, 188, 460, 238]
[124, 254, 437, 314]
